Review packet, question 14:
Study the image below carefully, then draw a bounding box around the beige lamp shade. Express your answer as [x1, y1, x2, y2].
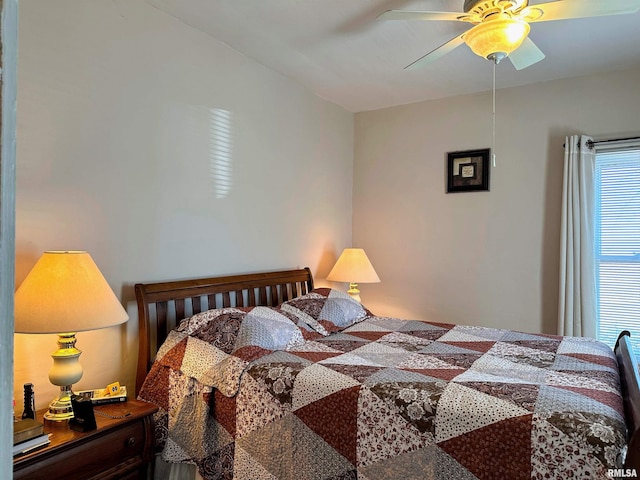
[327, 248, 380, 284]
[14, 251, 129, 333]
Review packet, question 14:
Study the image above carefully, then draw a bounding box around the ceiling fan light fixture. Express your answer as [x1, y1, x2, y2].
[464, 14, 530, 62]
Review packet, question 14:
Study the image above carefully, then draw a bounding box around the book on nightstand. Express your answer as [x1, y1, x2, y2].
[12, 433, 51, 457]
[76, 386, 128, 405]
[13, 418, 44, 445]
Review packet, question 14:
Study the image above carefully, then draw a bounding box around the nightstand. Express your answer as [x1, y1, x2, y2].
[13, 399, 158, 480]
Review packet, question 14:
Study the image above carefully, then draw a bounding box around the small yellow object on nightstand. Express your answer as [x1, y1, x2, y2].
[104, 382, 121, 396]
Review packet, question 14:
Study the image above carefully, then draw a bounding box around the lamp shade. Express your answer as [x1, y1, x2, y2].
[464, 14, 530, 61]
[327, 248, 380, 284]
[14, 251, 129, 334]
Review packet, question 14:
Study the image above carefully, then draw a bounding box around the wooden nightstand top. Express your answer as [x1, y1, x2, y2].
[14, 398, 158, 480]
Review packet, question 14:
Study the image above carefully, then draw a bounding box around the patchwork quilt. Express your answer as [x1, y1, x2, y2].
[138, 289, 627, 480]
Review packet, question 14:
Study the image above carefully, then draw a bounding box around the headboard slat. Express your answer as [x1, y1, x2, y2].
[175, 298, 185, 321]
[191, 296, 202, 315]
[222, 292, 231, 308]
[135, 268, 314, 394]
[258, 286, 267, 306]
[235, 290, 244, 307]
[156, 301, 168, 342]
[207, 293, 215, 310]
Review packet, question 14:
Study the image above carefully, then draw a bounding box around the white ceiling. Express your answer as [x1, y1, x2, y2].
[145, 0, 640, 112]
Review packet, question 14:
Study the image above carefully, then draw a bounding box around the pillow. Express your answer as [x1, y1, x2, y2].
[276, 307, 327, 341]
[279, 296, 330, 336]
[279, 287, 370, 334]
[235, 306, 305, 352]
[177, 306, 304, 354]
[177, 307, 246, 353]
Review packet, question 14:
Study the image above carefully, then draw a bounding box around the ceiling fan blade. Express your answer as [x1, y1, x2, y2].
[508, 37, 545, 70]
[405, 34, 466, 70]
[377, 9, 464, 22]
[528, 0, 640, 22]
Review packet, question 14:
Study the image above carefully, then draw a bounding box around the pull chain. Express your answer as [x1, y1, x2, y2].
[492, 60, 496, 168]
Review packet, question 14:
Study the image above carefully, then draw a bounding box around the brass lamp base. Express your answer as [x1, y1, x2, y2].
[44, 385, 75, 422]
[45, 333, 83, 422]
[347, 282, 361, 303]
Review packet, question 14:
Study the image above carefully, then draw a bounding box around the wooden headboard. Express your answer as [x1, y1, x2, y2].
[134, 267, 314, 394]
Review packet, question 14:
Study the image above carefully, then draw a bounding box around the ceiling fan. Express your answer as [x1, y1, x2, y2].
[378, 0, 640, 70]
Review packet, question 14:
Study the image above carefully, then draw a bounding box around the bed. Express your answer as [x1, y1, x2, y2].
[135, 267, 640, 479]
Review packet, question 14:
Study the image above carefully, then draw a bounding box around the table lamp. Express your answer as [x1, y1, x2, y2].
[14, 251, 129, 421]
[326, 248, 380, 302]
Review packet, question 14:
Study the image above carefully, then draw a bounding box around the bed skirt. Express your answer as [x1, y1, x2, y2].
[154, 455, 202, 480]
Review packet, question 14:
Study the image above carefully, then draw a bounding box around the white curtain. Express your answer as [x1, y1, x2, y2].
[558, 134, 597, 338]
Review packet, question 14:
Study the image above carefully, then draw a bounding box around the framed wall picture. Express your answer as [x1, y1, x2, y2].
[446, 148, 490, 193]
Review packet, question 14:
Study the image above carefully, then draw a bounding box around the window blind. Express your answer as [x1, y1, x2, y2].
[595, 147, 640, 353]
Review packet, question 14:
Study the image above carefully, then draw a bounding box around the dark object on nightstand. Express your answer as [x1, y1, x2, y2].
[13, 398, 158, 480]
[69, 394, 97, 432]
[21, 383, 36, 420]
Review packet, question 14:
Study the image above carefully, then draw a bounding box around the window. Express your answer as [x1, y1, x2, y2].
[595, 145, 640, 352]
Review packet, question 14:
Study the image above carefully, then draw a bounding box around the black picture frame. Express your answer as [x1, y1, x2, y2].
[446, 148, 490, 193]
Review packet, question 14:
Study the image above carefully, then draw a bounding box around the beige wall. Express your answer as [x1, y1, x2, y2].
[13, 0, 640, 414]
[354, 66, 640, 334]
[14, 0, 354, 411]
